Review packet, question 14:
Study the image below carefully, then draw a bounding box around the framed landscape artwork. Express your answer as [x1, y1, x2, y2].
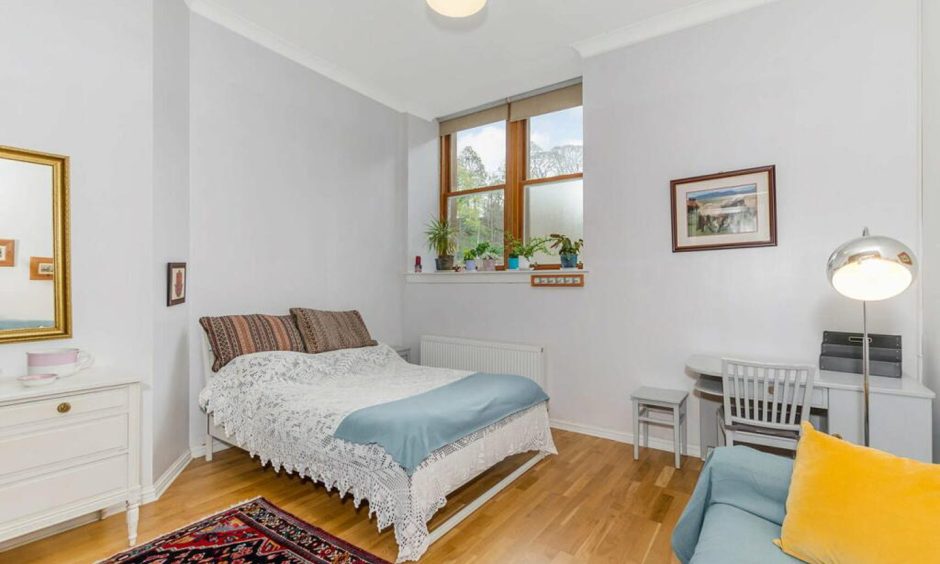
[29, 256, 54, 280]
[0, 240, 13, 267]
[167, 262, 186, 306]
[671, 165, 776, 252]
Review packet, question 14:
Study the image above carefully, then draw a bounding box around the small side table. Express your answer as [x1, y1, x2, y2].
[392, 345, 411, 363]
[631, 386, 688, 468]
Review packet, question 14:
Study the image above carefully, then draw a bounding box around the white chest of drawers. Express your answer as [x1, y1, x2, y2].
[0, 370, 141, 548]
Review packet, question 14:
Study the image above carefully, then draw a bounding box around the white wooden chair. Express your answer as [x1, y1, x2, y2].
[718, 358, 816, 452]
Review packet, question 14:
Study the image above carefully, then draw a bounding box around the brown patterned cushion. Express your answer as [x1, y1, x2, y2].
[199, 314, 305, 372]
[289, 308, 377, 354]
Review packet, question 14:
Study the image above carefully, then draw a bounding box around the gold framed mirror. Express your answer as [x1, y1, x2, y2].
[0, 145, 71, 344]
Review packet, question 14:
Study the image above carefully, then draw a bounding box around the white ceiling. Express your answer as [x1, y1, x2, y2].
[187, 0, 776, 120]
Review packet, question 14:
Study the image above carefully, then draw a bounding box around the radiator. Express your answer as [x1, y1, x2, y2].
[419, 335, 546, 388]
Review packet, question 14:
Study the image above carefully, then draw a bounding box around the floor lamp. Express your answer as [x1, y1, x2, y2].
[826, 228, 917, 446]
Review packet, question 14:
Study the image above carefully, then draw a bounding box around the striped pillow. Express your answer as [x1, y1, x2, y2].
[290, 308, 377, 354]
[199, 314, 305, 372]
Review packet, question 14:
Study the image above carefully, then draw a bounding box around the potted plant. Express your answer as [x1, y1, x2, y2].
[463, 247, 478, 271]
[506, 235, 550, 270]
[549, 233, 583, 269]
[505, 235, 522, 270]
[425, 218, 456, 271]
[478, 243, 501, 271]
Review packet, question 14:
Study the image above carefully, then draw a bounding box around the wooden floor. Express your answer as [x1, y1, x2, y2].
[3, 429, 701, 563]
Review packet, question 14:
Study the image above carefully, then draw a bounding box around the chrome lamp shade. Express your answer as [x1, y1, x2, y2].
[826, 228, 917, 446]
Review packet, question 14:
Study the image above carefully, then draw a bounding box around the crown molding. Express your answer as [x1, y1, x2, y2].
[571, 0, 783, 58]
[184, 0, 436, 120]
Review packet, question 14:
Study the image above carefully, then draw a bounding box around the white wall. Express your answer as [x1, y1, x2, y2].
[406, 115, 440, 271]
[0, 1, 155, 377]
[404, 0, 922, 451]
[187, 15, 407, 447]
[922, 0, 940, 462]
[152, 0, 192, 478]
[0, 160, 54, 323]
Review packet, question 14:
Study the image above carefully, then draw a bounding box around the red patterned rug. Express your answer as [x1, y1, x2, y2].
[100, 497, 390, 563]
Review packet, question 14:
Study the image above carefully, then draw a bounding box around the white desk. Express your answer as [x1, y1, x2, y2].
[687, 354, 935, 462]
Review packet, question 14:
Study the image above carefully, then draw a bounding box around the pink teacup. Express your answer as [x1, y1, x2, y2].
[27, 348, 94, 377]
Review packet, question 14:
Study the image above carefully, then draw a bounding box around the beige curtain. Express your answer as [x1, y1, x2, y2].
[439, 104, 508, 136]
[509, 83, 582, 122]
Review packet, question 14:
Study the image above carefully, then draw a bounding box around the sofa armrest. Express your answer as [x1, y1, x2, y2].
[672, 446, 794, 563]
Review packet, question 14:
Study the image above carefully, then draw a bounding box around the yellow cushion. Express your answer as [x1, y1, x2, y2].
[774, 422, 940, 563]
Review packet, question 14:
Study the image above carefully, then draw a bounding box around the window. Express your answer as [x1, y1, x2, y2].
[439, 84, 583, 268]
[524, 106, 583, 264]
[455, 122, 506, 189]
[441, 117, 507, 263]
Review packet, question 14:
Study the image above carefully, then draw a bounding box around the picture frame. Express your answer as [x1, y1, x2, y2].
[167, 262, 186, 306]
[0, 240, 13, 267]
[671, 165, 777, 252]
[29, 256, 54, 280]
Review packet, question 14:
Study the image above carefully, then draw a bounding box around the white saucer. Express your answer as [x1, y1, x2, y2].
[18, 374, 58, 387]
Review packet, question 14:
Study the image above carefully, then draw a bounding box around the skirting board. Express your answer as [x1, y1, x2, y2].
[550, 418, 702, 459]
[0, 512, 100, 552]
[141, 450, 193, 504]
[190, 439, 231, 459]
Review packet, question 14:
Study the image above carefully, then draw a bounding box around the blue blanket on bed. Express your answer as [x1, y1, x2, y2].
[333, 372, 549, 474]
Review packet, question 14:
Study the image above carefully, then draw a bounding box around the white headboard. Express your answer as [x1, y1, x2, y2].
[201, 332, 216, 384]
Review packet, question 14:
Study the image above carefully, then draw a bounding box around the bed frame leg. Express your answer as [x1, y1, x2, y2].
[205, 416, 214, 462]
[426, 451, 547, 546]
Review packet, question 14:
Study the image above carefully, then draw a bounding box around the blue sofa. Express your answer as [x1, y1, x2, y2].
[672, 446, 802, 563]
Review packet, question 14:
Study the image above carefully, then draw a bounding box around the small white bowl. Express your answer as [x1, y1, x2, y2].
[18, 373, 58, 387]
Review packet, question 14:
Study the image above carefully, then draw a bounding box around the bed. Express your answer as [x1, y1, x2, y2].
[198, 339, 556, 562]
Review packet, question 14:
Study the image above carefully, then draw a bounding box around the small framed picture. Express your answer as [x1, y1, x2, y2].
[0, 240, 13, 267]
[29, 256, 54, 280]
[167, 262, 186, 306]
[671, 165, 777, 252]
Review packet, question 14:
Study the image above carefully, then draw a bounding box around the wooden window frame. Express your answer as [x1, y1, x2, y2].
[441, 113, 583, 270]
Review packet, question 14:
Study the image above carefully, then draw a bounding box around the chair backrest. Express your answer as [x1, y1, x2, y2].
[720, 358, 817, 432]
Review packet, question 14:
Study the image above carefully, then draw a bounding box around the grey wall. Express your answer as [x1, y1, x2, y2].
[152, 0, 192, 478]
[922, 0, 940, 462]
[187, 15, 408, 447]
[404, 0, 923, 451]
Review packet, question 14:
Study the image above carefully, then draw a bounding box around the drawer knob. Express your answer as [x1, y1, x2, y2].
[57, 402, 71, 414]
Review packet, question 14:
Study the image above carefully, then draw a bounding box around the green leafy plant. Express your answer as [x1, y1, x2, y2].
[424, 218, 456, 257]
[549, 233, 584, 256]
[506, 235, 551, 260]
[479, 249, 501, 260]
[463, 247, 478, 261]
[505, 235, 523, 258]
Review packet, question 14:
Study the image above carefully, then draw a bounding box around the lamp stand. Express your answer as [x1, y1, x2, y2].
[862, 301, 870, 446]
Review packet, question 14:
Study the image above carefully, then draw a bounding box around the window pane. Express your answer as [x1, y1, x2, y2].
[525, 178, 583, 264]
[447, 190, 505, 264]
[528, 106, 583, 180]
[455, 121, 506, 190]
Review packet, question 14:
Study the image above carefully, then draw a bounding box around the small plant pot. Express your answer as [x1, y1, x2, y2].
[481, 258, 496, 271]
[435, 255, 454, 271]
[560, 253, 578, 269]
[464, 259, 477, 272]
[518, 257, 531, 270]
[507, 257, 520, 270]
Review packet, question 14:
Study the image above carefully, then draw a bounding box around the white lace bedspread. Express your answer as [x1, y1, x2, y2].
[198, 344, 556, 561]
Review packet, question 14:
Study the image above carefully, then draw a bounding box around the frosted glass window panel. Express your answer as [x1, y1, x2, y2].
[525, 178, 583, 265]
[528, 107, 583, 180]
[455, 121, 506, 189]
[447, 189, 505, 264]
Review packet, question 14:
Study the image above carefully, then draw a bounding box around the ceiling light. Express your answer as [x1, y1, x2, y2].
[426, 0, 487, 18]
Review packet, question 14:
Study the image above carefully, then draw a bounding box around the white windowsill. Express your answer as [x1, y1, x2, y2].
[405, 268, 590, 284]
